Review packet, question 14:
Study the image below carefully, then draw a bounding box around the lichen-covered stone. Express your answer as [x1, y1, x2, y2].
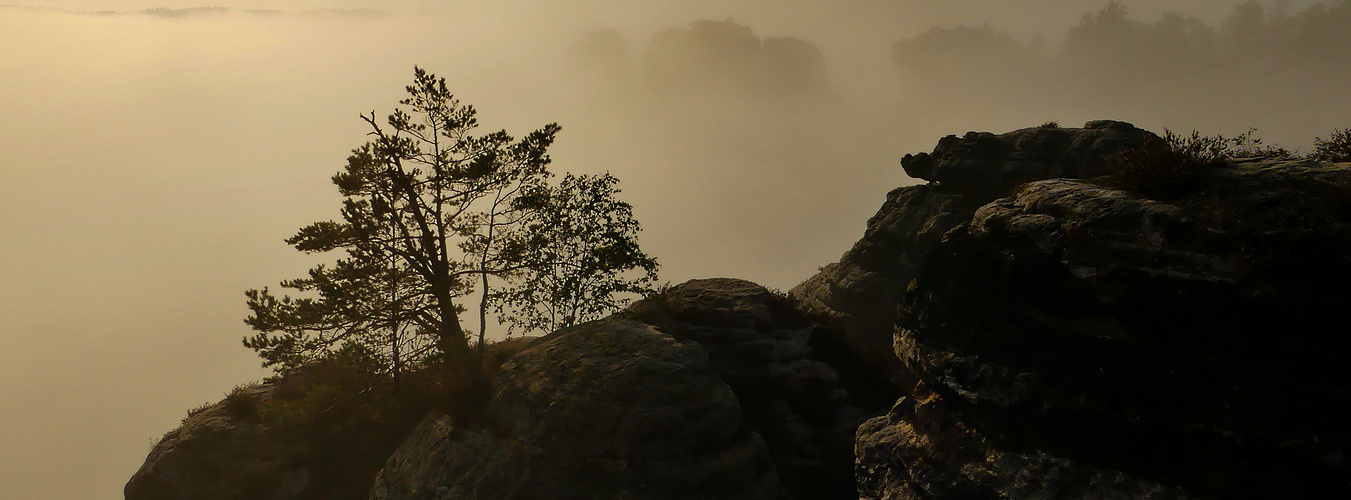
[369, 318, 783, 500]
[627, 278, 894, 499]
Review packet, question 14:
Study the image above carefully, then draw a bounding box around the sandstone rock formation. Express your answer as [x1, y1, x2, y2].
[857, 156, 1351, 498]
[126, 365, 431, 500]
[129, 120, 1351, 500]
[793, 120, 1160, 393]
[370, 279, 894, 500]
[127, 279, 883, 500]
[369, 318, 783, 500]
[124, 384, 312, 500]
[900, 120, 1164, 202]
[626, 278, 895, 498]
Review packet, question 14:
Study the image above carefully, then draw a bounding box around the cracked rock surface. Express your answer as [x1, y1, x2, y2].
[859, 156, 1351, 498]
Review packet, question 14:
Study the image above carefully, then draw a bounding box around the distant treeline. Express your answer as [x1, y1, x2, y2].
[892, 1, 1351, 133]
[568, 21, 828, 102]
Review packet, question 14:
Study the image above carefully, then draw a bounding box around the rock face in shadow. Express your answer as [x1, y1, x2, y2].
[371, 279, 896, 500]
[900, 120, 1164, 203]
[793, 120, 1160, 394]
[626, 278, 896, 499]
[130, 119, 1351, 500]
[857, 156, 1351, 498]
[791, 185, 977, 389]
[125, 363, 433, 500]
[369, 318, 783, 500]
[124, 385, 312, 500]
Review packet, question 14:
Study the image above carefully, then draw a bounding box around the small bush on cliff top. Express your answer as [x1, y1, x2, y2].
[222, 383, 263, 420]
[1103, 128, 1290, 199]
[1311, 128, 1351, 162]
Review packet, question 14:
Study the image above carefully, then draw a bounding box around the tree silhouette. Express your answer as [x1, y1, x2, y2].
[244, 68, 657, 414]
[491, 173, 658, 335]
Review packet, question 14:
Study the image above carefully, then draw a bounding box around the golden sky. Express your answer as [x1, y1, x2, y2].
[1, 1, 1341, 498]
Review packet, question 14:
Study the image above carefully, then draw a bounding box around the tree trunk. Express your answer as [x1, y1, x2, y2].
[478, 270, 489, 356]
[434, 282, 487, 423]
[391, 327, 401, 395]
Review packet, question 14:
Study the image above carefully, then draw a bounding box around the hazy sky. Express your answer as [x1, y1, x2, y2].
[1, 1, 1340, 498]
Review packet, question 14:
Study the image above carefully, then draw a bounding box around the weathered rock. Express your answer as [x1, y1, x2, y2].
[369, 318, 783, 500]
[900, 120, 1163, 202]
[126, 364, 433, 500]
[795, 121, 1161, 395]
[859, 156, 1351, 498]
[856, 383, 1192, 500]
[790, 185, 977, 389]
[124, 385, 312, 500]
[626, 278, 893, 499]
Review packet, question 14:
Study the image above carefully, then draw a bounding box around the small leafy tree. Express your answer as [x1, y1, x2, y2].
[1310, 128, 1351, 162]
[493, 173, 659, 335]
[244, 67, 657, 416]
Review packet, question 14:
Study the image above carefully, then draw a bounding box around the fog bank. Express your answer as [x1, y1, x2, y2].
[1, 1, 1345, 498]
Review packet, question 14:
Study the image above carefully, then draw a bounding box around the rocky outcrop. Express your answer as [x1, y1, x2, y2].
[370, 279, 896, 500]
[131, 119, 1351, 500]
[857, 156, 1351, 498]
[900, 120, 1164, 203]
[124, 385, 312, 500]
[126, 364, 431, 500]
[791, 185, 977, 388]
[127, 279, 889, 500]
[369, 318, 782, 500]
[793, 120, 1160, 392]
[626, 278, 895, 498]
[855, 383, 1191, 499]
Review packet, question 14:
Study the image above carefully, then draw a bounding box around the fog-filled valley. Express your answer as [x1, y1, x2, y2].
[2, 1, 1348, 497]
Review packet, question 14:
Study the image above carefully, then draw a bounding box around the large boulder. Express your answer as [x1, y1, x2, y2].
[900, 120, 1163, 202]
[124, 385, 311, 500]
[369, 318, 782, 500]
[125, 364, 431, 500]
[626, 278, 897, 499]
[858, 157, 1351, 498]
[794, 120, 1159, 393]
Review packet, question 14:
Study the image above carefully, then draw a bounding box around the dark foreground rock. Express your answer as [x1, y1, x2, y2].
[371, 279, 896, 500]
[900, 119, 1164, 203]
[369, 318, 782, 500]
[124, 385, 310, 500]
[626, 278, 896, 498]
[793, 120, 1160, 394]
[857, 156, 1351, 498]
[126, 364, 432, 500]
[791, 185, 976, 389]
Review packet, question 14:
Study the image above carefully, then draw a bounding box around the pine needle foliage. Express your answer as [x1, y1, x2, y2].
[243, 68, 657, 415]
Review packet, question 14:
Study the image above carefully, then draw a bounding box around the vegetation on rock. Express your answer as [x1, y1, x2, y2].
[1099, 127, 1291, 199]
[1311, 128, 1351, 162]
[241, 67, 656, 418]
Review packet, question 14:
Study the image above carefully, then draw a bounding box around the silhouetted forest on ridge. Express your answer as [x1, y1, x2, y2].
[893, 1, 1350, 126]
[563, 1, 1349, 152]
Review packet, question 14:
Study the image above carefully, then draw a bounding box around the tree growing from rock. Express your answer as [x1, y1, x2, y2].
[243, 67, 657, 411]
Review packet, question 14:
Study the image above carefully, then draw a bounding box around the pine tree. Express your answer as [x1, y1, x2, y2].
[244, 67, 657, 418]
